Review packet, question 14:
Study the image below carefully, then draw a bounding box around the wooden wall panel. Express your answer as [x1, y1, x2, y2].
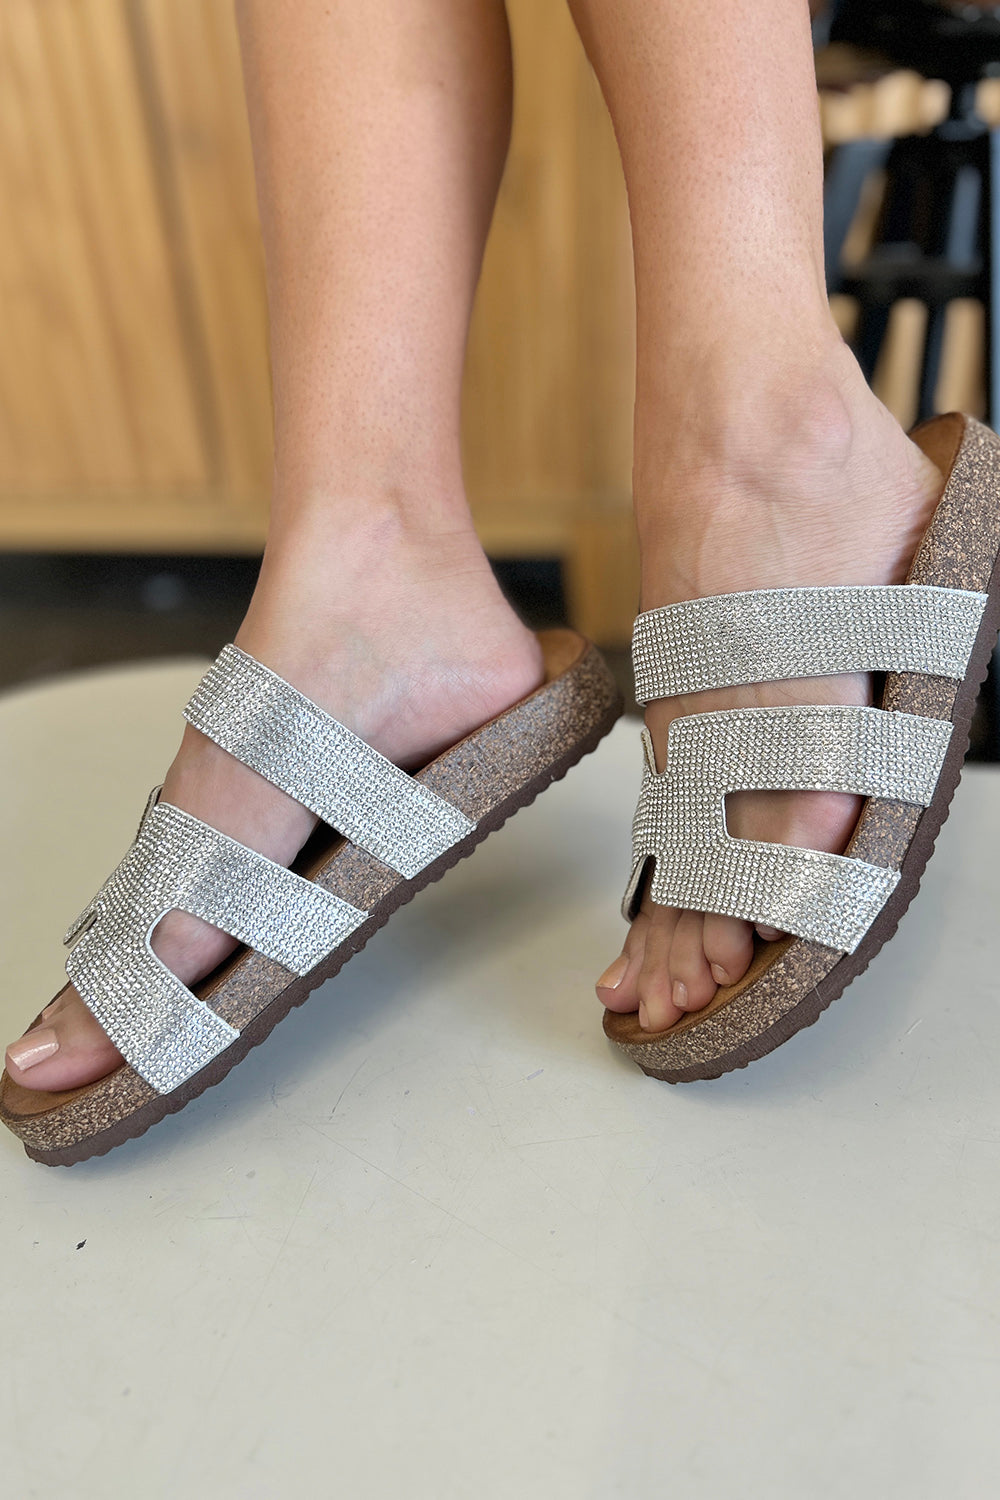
[0, 0, 642, 627]
[0, 0, 206, 494]
[137, 0, 273, 511]
[464, 0, 635, 561]
[0, 10, 991, 644]
[464, 0, 580, 512]
[0, 0, 640, 571]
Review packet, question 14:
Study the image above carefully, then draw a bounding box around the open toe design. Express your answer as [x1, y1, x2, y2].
[2, 628, 622, 1164]
[604, 412, 1000, 1081]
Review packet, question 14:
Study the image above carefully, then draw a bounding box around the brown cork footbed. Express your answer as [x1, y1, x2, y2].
[604, 412, 1000, 1083]
[1, 629, 623, 1165]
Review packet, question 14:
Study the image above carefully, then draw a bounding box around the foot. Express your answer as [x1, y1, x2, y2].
[597, 338, 946, 1032]
[6, 497, 543, 1091]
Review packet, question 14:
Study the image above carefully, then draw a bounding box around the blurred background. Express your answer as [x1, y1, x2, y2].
[2, 0, 1000, 746]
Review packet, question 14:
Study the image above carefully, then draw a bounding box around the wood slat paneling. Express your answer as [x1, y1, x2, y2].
[464, 0, 634, 545]
[137, 0, 273, 510]
[0, 0, 637, 583]
[6, 10, 967, 646]
[0, 0, 206, 495]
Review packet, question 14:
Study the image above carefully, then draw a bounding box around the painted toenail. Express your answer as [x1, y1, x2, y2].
[597, 954, 628, 991]
[672, 979, 688, 1011]
[638, 1000, 650, 1029]
[41, 999, 60, 1021]
[711, 963, 730, 985]
[7, 1028, 59, 1072]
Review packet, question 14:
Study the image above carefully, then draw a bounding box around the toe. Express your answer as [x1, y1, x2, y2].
[596, 912, 648, 1014]
[666, 910, 717, 1012]
[635, 904, 685, 1031]
[5, 986, 124, 1092]
[702, 912, 755, 988]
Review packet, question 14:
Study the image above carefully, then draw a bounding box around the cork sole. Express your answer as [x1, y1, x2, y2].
[2, 631, 623, 1165]
[604, 413, 1000, 1084]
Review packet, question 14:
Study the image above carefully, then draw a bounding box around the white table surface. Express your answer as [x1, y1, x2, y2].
[2, 660, 999, 1500]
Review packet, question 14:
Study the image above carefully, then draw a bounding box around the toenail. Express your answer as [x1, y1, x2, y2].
[711, 963, 730, 986]
[7, 1028, 59, 1072]
[672, 979, 688, 1011]
[638, 1000, 650, 1029]
[41, 999, 60, 1021]
[597, 954, 629, 991]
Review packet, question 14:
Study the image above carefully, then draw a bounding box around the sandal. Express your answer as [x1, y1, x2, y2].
[2, 628, 622, 1164]
[604, 412, 1000, 1082]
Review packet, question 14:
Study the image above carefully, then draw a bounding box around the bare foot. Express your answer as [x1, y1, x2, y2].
[597, 339, 946, 1031]
[6, 498, 542, 1091]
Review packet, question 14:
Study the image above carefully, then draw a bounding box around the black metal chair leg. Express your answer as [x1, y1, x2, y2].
[823, 138, 891, 290]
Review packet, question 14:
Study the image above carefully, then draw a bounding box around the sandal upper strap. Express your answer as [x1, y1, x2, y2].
[184, 644, 474, 879]
[631, 584, 987, 705]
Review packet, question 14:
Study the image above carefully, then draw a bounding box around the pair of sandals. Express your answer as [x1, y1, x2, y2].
[3, 412, 998, 1165]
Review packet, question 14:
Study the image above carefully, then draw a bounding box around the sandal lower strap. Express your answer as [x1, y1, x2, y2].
[623, 704, 953, 953]
[65, 800, 367, 1093]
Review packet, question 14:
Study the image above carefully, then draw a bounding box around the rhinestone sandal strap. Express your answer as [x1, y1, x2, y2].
[631, 585, 987, 704]
[622, 704, 953, 952]
[184, 645, 474, 878]
[636, 839, 898, 955]
[65, 800, 367, 1093]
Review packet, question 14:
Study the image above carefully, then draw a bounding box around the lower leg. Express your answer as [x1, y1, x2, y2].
[572, 0, 944, 1026]
[7, 0, 540, 1089]
[235, 0, 537, 763]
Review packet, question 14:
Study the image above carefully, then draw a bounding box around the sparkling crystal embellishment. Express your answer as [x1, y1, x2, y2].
[185, 645, 474, 878]
[632, 584, 987, 703]
[625, 583, 969, 954]
[62, 642, 476, 1094]
[66, 800, 369, 1093]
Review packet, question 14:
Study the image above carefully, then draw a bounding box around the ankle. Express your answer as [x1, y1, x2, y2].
[269, 466, 480, 551]
[246, 481, 500, 638]
[229, 482, 543, 763]
[636, 331, 863, 514]
[633, 335, 945, 607]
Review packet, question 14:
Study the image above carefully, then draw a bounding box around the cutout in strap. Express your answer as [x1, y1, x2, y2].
[184, 645, 474, 879]
[623, 704, 952, 953]
[632, 584, 987, 704]
[65, 800, 368, 1093]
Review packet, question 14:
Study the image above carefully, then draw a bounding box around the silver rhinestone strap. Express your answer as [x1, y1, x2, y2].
[634, 838, 898, 955]
[65, 799, 368, 1094]
[622, 704, 953, 952]
[184, 645, 474, 880]
[632, 585, 987, 704]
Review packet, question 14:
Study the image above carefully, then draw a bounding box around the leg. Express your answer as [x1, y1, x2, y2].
[574, 0, 945, 1028]
[6, 0, 540, 1089]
